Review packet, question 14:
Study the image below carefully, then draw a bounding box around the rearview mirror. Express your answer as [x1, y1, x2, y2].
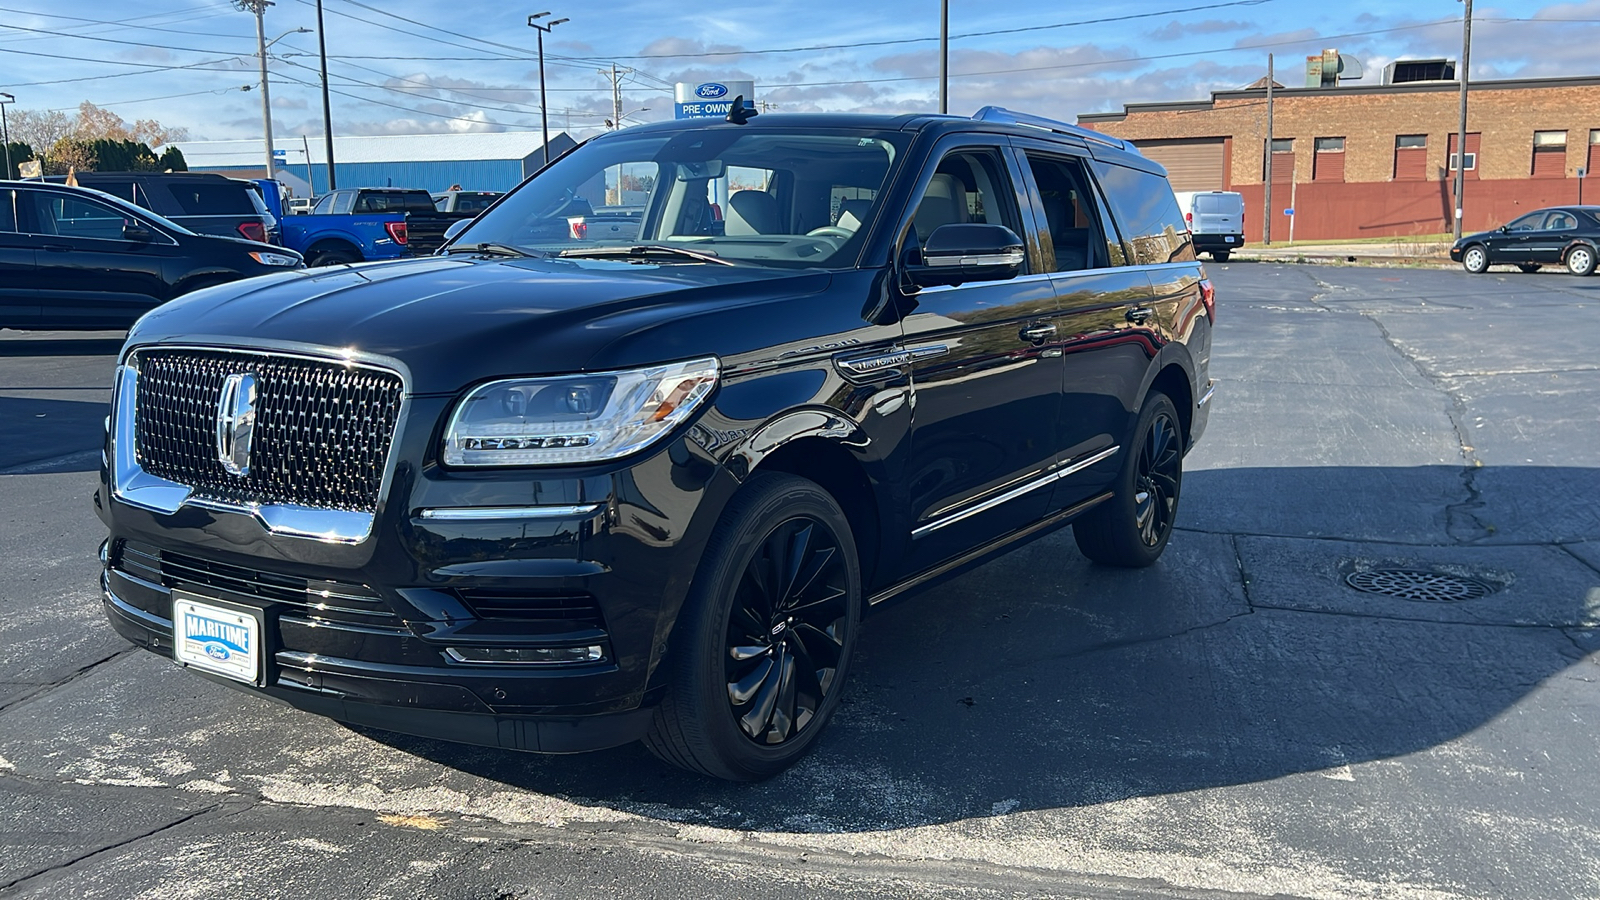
[905, 223, 1025, 288]
[676, 160, 726, 181]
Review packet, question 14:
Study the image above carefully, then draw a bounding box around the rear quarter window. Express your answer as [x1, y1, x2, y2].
[1091, 161, 1196, 265]
[162, 182, 257, 216]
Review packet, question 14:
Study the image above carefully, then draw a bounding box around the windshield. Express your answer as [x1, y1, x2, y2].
[449, 127, 908, 268]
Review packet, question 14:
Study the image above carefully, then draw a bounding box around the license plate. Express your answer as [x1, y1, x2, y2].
[172, 592, 264, 685]
[1225, 236, 1236, 243]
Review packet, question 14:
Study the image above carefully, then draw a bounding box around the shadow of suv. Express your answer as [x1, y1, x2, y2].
[96, 107, 1215, 781]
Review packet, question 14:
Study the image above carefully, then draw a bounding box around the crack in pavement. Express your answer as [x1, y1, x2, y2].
[1248, 602, 1591, 632]
[0, 798, 240, 896]
[0, 648, 137, 716]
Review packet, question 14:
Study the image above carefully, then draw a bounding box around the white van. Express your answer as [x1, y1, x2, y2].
[1174, 190, 1245, 261]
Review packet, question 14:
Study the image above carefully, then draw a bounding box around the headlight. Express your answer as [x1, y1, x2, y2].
[249, 250, 301, 267]
[442, 357, 719, 467]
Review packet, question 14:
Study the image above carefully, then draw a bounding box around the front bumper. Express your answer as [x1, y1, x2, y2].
[96, 400, 741, 752]
[1449, 246, 1465, 261]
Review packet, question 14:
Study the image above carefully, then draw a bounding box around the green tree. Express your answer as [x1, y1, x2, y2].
[2, 143, 33, 179]
[158, 146, 188, 172]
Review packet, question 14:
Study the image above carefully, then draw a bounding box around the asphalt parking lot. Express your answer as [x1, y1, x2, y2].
[0, 263, 1596, 900]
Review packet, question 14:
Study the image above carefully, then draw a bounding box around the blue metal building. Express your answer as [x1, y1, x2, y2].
[168, 132, 575, 200]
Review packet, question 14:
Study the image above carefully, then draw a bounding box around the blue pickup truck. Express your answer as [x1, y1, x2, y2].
[279, 202, 409, 267]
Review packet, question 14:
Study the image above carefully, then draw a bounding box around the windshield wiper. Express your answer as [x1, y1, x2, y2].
[558, 245, 738, 266]
[448, 242, 543, 258]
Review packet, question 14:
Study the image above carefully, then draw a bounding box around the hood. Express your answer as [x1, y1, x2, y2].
[126, 255, 831, 393]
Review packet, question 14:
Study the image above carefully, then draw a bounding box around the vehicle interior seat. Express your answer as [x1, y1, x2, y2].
[912, 173, 967, 246]
[725, 189, 781, 235]
[1042, 196, 1091, 272]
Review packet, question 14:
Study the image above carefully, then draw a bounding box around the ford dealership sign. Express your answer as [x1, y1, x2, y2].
[675, 80, 755, 118]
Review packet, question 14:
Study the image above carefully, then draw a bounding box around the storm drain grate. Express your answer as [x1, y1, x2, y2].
[1345, 569, 1497, 603]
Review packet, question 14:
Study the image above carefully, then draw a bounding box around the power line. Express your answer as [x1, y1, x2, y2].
[0, 21, 246, 55]
[47, 87, 251, 112]
[0, 4, 252, 42]
[562, 0, 1281, 61]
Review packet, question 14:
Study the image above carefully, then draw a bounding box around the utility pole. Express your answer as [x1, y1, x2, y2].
[1263, 53, 1274, 246]
[316, 0, 336, 190]
[1453, 0, 1473, 239]
[527, 12, 569, 169]
[938, 0, 949, 114]
[245, 0, 277, 182]
[599, 63, 633, 132]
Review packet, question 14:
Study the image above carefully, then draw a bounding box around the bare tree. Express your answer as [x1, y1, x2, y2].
[131, 119, 190, 147]
[7, 108, 73, 151]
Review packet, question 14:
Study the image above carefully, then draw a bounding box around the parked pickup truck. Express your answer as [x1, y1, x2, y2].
[279, 206, 409, 267]
[305, 188, 473, 256]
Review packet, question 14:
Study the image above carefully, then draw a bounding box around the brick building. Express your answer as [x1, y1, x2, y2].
[1079, 74, 1600, 241]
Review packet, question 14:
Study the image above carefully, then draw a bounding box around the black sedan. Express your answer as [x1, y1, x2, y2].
[0, 181, 304, 331]
[1451, 206, 1600, 276]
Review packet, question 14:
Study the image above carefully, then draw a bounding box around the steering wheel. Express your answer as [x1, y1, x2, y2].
[805, 226, 855, 240]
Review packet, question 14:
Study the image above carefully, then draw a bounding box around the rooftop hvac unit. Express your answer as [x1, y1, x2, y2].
[1305, 49, 1365, 87]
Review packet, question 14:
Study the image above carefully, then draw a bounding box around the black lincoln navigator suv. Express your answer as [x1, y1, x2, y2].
[97, 107, 1215, 781]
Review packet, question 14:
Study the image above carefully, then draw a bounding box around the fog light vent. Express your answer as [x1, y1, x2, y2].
[1345, 569, 1497, 603]
[445, 645, 604, 665]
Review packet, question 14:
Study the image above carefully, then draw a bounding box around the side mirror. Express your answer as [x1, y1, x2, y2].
[905, 223, 1025, 288]
[122, 222, 153, 242]
[1498, 225, 1509, 233]
[443, 218, 472, 242]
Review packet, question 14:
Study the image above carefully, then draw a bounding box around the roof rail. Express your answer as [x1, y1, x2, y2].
[971, 106, 1133, 152]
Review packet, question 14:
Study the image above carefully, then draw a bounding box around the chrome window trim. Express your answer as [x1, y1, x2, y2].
[913, 271, 1055, 295]
[418, 505, 602, 521]
[911, 444, 1120, 539]
[109, 345, 410, 545]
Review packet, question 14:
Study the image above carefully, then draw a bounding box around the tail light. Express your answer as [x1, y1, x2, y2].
[385, 221, 408, 245]
[1184, 211, 1193, 224]
[236, 221, 266, 242]
[569, 219, 588, 240]
[1198, 278, 1216, 324]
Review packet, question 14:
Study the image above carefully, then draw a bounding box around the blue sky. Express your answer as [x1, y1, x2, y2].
[1, 0, 1597, 143]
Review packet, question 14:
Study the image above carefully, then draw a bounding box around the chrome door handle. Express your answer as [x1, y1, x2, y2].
[1126, 307, 1155, 324]
[1019, 323, 1057, 344]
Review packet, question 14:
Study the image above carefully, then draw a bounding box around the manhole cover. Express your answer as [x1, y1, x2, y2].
[1345, 569, 1497, 603]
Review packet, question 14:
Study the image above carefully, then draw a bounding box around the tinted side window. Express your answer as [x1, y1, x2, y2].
[312, 193, 337, 215]
[1090, 161, 1195, 265]
[400, 192, 437, 213]
[330, 192, 354, 215]
[910, 148, 1023, 256]
[164, 182, 255, 215]
[355, 192, 417, 213]
[23, 192, 130, 240]
[0, 190, 15, 232]
[1544, 211, 1577, 230]
[1024, 152, 1114, 272]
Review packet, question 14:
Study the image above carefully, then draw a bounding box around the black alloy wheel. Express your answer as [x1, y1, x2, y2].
[645, 473, 860, 780]
[1073, 391, 1183, 567]
[723, 517, 850, 745]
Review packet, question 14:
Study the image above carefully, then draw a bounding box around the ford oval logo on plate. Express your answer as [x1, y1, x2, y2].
[204, 642, 232, 661]
[695, 83, 728, 99]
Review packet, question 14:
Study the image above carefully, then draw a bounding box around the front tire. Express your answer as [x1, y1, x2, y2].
[1073, 391, 1183, 568]
[645, 473, 861, 781]
[1565, 245, 1596, 276]
[1462, 245, 1489, 274]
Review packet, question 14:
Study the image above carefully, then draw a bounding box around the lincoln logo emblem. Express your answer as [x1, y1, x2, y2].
[215, 372, 259, 477]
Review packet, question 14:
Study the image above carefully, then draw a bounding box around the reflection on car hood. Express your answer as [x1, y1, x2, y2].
[125, 255, 831, 393]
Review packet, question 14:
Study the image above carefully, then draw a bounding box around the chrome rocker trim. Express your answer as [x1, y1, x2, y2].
[911, 444, 1121, 539]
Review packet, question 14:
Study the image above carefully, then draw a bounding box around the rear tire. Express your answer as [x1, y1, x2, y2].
[1211, 250, 1231, 262]
[1565, 245, 1596, 276]
[644, 473, 861, 781]
[1462, 245, 1489, 274]
[307, 246, 360, 267]
[1073, 391, 1183, 568]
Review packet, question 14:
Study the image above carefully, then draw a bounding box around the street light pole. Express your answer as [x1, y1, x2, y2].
[316, 0, 337, 191]
[253, 3, 276, 181]
[527, 12, 568, 169]
[0, 93, 13, 180]
[1453, 0, 1473, 240]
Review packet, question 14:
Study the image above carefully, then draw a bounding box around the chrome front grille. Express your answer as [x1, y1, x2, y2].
[132, 349, 403, 514]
